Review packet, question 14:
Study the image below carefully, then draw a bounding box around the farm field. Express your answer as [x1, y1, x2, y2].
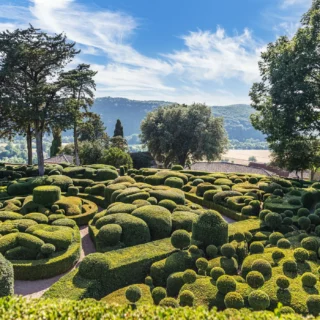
[221, 150, 271, 165]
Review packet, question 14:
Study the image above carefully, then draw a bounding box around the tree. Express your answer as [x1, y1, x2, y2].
[114, 119, 124, 137]
[78, 112, 108, 143]
[50, 127, 62, 157]
[110, 136, 128, 152]
[101, 147, 133, 168]
[60, 64, 97, 166]
[140, 103, 228, 167]
[78, 140, 107, 165]
[248, 156, 257, 163]
[0, 26, 79, 175]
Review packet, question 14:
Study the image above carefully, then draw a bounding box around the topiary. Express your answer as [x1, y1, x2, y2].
[248, 290, 270, 311]
[224, 291, 244, 309]
[283, 259, 297, 274]
[251, 259, 272, 279]
[96, 224, 122, 247]
[145, 276, 153, 287]
[301, 236, 319, 252]
[233, 232, 245, 243]
[293, 248, 309, 262]
[170, 230, 191, 250]
[249, 242, 264, 254]
[241, 205, 253, 216]
[277, 238, 291, 249]
[246, 271, 264, 289]
[40, 243, 56, 256]
[125, 285, 142, 304]
[179, 290, 195, 307]
[158, 199, 177, 212]
[297, 208, 310, 217]
[309, 214, 320, 226]
[147, 197, 157, 205]
[244, 231, 253, 242]
[301, 272, 317, 287]
[33, 186, 61, 206]
[152, 287, 167, 305]
[282, 217, 293, 226]
[183, 269, 197, 284]
[298, 216, 311, 231]
[206, 244, 218, 259]
[264, 212, 282, 230]
[276, 275, 290, 290]
[166, 272, 184, 297]
[269, 232, 284, 245]
[216, 275, 237, 294]
[164, 177, 184, 189]
[0, 253, 13, 297]
[259, 209, 271, 221]
[307, 295, 320, 316]
[210, 267, 225, 281]
[192, 179, 204, 186]
[221, 243, 235, 259]
[196, 258, 208, 275]
[159, 297, 179, 308]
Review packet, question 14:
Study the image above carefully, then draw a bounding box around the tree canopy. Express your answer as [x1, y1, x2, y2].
[140, 103, 228, 167]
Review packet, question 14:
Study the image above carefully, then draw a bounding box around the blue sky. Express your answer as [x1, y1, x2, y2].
[0, 0, 312, 105]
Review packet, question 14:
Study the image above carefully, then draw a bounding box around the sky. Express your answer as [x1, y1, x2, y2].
[0, 0, 313, 105]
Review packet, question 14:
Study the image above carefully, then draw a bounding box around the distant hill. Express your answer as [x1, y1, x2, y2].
[91, 97, 265, 142]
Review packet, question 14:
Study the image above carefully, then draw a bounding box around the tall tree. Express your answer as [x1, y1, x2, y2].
[78, 112, 108, 143]
[0, 26, 79, 175]
[110, 136, 128, 152]
[50, 127, 62, 157]
[114, 119, 124, 137]
[140, 103, 228, 167]
[60, 64, 97, 165]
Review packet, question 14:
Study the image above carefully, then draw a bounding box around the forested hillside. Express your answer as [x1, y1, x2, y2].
[92, 97, 265, 142]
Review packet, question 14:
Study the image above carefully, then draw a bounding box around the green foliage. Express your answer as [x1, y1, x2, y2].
[0, 253, 14, 297]
[171, 230, 191, 250]
[183, 269, 197, 284]
[251, 259, 272, 279]
[167, 272, 184, 297]
[152, 287, 167, 305]
[210, 267, 225, 281]
[216, 275, 236, 294]
[125, 285, 142, 304]
[101, 147, 133, 169]
[249, 242, 264, 254]
[33, 186, 61, 206]
[221, 244, 235, 259]
[179, 290, 195, 307]
[248, 290, 270, 311]
[246, 271, 264, 289]
[224, 292, 244, 309]
[301, 272, 317, 287]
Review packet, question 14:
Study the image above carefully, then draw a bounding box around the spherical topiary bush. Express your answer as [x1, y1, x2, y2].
[125, 285, 142, 304]
[301, 237, 319, 252]
[244, 231, 253, 242]
[298, 208, 310, 217]
[283, 210, 294, 217]
[269, 232, 284, 245]
[171, 164, 183, 171]
[248, 290, 270, 311]
[309, 214, 320, 226]
[196, 258, 208, 275]
[246, 271, 265, 289]
[251, 259, 272, 279]
[147, 197, 157, 205]
[241, 205, 253, 216]
[224, 292, 244, 309]
[171, 230, 191, 250]
[298, 217, 311, 231]
[233, 232, 245, 243]
[179, 290, 195, 307]
[307, 295, 320, 316]
[293, 248, 309, 262]
[40, 243, 56, 256]
[0, 253, 13, 297]
[152, 287, 167, 305]
[166, 272, 184, 297]
[192, 210, 228, 247]
[67, 186, 79, 196]
[302, 272, 317, 287]
[277, 238, 291, 249]
[192, 179, 204, 186]
[188, 245, 200, 255]
[276, 275, 290, 290]
[183, 269, 197, 284]
[78, 253, 110, 280]
[273, 189, 283, 197]
[97, 224, 122, 247]
[145, 276, 153, 287]
[221, 243, 236, 258]
[259, 209, 271, 221]
[210, 267, 225, 281]
[272, 249, 285, 263]
[33, 185, 61, 206]
[298, 232, 308, 242]
[265, 212, 282, 230]
[249, 242, 264, 254]
[283, 259, 297, 274]
[282, 217, 293, 226]
[158, 200, 177, 212]
[164, 177, 184, 189]
[206, 244, 218, 259]
[315, 225, 320, 237]
[216, 275, 237, 294]
[159, 297, 179, 308]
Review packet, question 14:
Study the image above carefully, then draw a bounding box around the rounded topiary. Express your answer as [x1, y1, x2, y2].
[152, 287, 167, 305]
[210, 267, 225, 281]
[315, 225, 320, 237]
[246, 271, 265, 289]
[251, 259, 272, 279]
[224, 292, 244, 309]
[216, 275, 237, 294]
[0, 253, 14, 297]
[283, 210, 294, 217]
[241, 205, 253, 216]
[298, 208, 310, 217]
[78, 253, 110, 280]
[192, 210, 228, 247]
[307, 295, 320, 316]
[33, 186, 61, 206]
[302, 272, 317, 287]
[164, 177, 184, 189]
[277, 238, 291, 249]
[188, 245, 200, 255]
[309, 214, 320, 226]
[125, 285, 142, 304]
[293, 248, 309, 262]
[192, 179, 204, 186]
[158, 199, 177, 212]
[248, 290, 270, 311]
[221, 243, 235, 258]
[273, 189, 283, 197]
[145, 276, 153, 287]
[279, 306, 295, 314]
[298, 232, 309, 242]
[183, 269, 197, 284]
[249, 242, 264, 254]
[171, 164, 183, 171]
[40, 243, 56, 256]
[233, 232, 245, 243]
[244, 231, 253, 242]
[196, 258, 208, 275]
[67, 186, 79, 196]
[282, 217, 293, 226]
[159, 297, 179, 308]
[283, 259, 297, 273]
[97, 224, 122, 247]
[147, 197, 157, 205]
[171, 230, 191, 250]
[298, 217, 311, 231]
[301, 237, 319, 252]
[259, 209, 271, 221]
[51, 204, 59, 212]
[276, 275, 290, 290]
[269, 232, 284, 245]
[179, 290, 195, 307]
[265, 212, 282, 230]
[272, 249, 285, 262]
[206, 244, 218, 259]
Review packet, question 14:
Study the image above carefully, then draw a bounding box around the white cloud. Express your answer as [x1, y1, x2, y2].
[281, 0, 311, 8]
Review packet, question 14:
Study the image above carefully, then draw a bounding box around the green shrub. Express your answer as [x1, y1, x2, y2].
[33, 186, 61, 206]
[206, 245, 218, 259]
[171, 164, 183, 171]
[269, 232, 284, 245]
[212, 191, 242, 205]
[276, 275, 290, 290]
[301, 236, 319, 251]
[164, 177, 184, 189]
[309, 214, 320, 225]
[248, 290, 270, 311]
[214, 178, 233, 186]
[192, 179, 204, 186]
[283, 217, 293, 226]
[40, 243, 56, 256]
[251, 259, 272, 279]
[216, 275, 236, 294]
[166, 272, 184, 297]
[224, 292, 244, 309]
[246, 271, 264, 289]
[192, 210, 228, 247]
[221, 244, 235, 258]
[97, 224, 122, 247]
[264, 212, 282, 230]
[171, 230, 191, 250]
[293, 248, 309, 262]
[301, 272, 317, 287]
[0, 253, 14, 297]
[259, 209, 271, 221]
[210, 267, 225, 281]
[277, 238, 291, 249]
[159, 297, 179, 308]
[149, 189, 185, 205]
[298, 216, 311, 230]
[233, 232, 245, 243]
[5, 246, 38, 260]
[179, 290, 194, 307]
[196, 183, 219, 197]
[152, 287, 167, 305]
[125, 285, 142, 304]
[307, 295, 320, 316]
[241, 205, 253, 215]
[249, 242, 264, 254]
[196, 258, 208, 275]
[172, 211, 197, 232]
[46, 175, 73, 192]
[107, 204, 137, 215]
[17, 233, 44, 251]
[297, 208, 310, 217]
[95, 169, 118, 181]
[283, 259, 297, 273]
[183, 269, 197, 284]
[23, 213, 48, 224]
[158, 200, 177, 212]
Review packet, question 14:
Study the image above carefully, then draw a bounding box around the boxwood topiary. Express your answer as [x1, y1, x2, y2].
[307, 295, 320, 316]
[152, 287, 167, 305]
[171, 230, 191, 250]
[277, 238, 291, 249]
[125, 285, 142, 304]
[97, 224, 122, 247]
[206, 245, 218, 259]
[246, 271, 264, 289]
[158, 200, 177, 212]
[210, 267, 225, 281]
[251, 259, 272, 279]
[179, 290, 194, 307]
[264, 212, 282, 230]
[183, 269, 197, 284]
[282, 259, 297, 273]
[297, 208, 310, 217]
[0, 253, 14, 297]
[269, 232, 284, 245]
[298, 216, 311, 230]
[221, 243, 235, 259]
[293, 248, 309, 262]
[164, 177, 184, 189]
[301, 272, 317, 287]
[33, 186, 61, 206]
[166, 272, 184, 297]
[301, 236, 319, 252]
[216, 275, 236, 294]
[159, 297, 179, 308]
[248, 290, 270, 311]
[224, 291, 244, 309]
[171, 211, 197, 232]
[249, 242, 264, 254]
[276, 275, 290, 290]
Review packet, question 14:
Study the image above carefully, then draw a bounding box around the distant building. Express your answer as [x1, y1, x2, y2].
[44, 154, 74, 164]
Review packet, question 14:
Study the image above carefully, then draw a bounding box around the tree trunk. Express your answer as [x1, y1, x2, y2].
[26, 126, 32, 165]
[35, 129, 45, 176]
[74, 123, 80, 165]
[311, 169, 315, 181]
[301, 171, 304, 180]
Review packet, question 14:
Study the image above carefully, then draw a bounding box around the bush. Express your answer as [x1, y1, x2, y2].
[40, 243, 56, 256]
[297, 208, 310, 217]
[259, 209, 271, 221]
[192, 210, 228, 247]
[241, 205, 253, 215]
[179, 290, 194, 307]
[277, 238, 291, 249]
[159, 297, 179, 308]
[171, 211, 197, 232]
[216, 275, 237, 294]
[183, 269, 197, 284]
[192, 179, 204, 186]
[164, 177, 184, 189]
[97, 224, 122, 247]
[249, 242, 264, 254]
[276, 275, 290, 290]
[246, 271, 264, 289]
[224, 292, 244, 309]
[301, 272, 317, 287]
[233, 232, 245, 243]
[196, 258, 208, 274]
[149, 189, 185, 205]
[283, 259, 297, 273]
[251, 259, 272, 279]
[307, 295, 320, 316]
[33, 186, 61, 206]
[125, 285, 142, 304]
[206, 245, 218, 259]
[301, 237, 319, 251]
[248, 290, 270, 311]
[210, 267, 225, 281]
[0, 253, 14, 297]
[269, 232, 284, 245]
[298, 216, 311, 230]
[158, 200, 177, 212]
[264, 212, 282, 230]
[171, 164, 183, 171]
[152, 287, 167, 305]
[166, 272, 184, 297]
[221, 244, 235, 258]
[171, 230, 191, 250]
[309, 214, 320, 225]
[293, 248, 309, 262]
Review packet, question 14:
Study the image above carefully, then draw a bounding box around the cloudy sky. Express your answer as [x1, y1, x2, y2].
[0, 0, 312, 105]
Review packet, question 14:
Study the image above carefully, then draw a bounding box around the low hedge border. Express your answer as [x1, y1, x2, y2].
[11, 226, 81, 280]
[77, 193, 107, 209]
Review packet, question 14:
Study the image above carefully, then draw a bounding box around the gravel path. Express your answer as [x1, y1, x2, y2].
[14, 225, 95, 298]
